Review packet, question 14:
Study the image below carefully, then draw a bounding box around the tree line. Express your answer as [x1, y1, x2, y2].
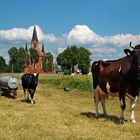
[57, 45, 91, 74]
[0, 45, 91, 74]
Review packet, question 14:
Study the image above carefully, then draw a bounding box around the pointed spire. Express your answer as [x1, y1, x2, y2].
[42, 42, 45, 54]
[31, 26, 38, 43]
[25, 42, 28, 53]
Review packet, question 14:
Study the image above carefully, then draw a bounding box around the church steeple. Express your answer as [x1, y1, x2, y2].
[25, 42, 28, 53]
[31, 26, 39, 48]
[32, 26, 38, 42]
[42, 42, 45, 54]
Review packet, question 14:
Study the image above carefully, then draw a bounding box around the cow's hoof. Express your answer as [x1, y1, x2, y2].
[120, 119, 127, 124]
[31, 100, 35, 104]
[27, 99, 31, 103]
[104, 114, 108, 118]
[95, 114, 100, 118]
[131, 119, 136, 124]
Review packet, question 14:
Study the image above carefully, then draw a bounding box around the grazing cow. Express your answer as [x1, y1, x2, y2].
[92, 42, 140, 123]
[21, 73, 39, 104]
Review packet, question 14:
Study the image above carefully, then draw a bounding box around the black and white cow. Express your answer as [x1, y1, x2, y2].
[21, 73, 39, 104]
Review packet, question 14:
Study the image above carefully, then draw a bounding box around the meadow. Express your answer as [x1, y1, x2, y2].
[0, 73, 140, 140]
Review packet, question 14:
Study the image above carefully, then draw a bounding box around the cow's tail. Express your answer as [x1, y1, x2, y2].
[91, 61, 100, 89]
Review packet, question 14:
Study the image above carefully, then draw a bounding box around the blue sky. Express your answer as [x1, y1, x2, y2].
[0, 0, 140, 63]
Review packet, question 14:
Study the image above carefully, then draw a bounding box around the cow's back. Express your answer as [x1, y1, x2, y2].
[21, 73, 31, 89]
[92, 56, 133, 93]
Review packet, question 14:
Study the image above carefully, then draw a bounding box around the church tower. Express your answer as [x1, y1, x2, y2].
[31, 26, 39, 48]
[24, 25, 45, 73]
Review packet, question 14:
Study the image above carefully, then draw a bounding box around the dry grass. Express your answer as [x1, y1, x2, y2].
[0, 73, 140, 140]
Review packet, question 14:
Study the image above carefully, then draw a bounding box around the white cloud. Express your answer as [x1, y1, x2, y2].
[92, 47, 117, 54]
[0, 25, 53, 42]
[44, 34, 57, 42]
[1, 24, 139, 46]
[67, 25, 100, 44]
[66, 24, 140, 47]
[57, 47, 66, 54]
[0, 24, 140, 63]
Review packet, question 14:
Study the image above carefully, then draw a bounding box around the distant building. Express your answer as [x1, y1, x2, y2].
[24, 26, 45, 73]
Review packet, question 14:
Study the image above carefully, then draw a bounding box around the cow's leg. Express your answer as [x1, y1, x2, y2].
[94, 87, 100, 118]
[130, 96, 137, 123]
[24, 89, 27, 100]
[119, 94, 126, 123]
[30, 90, 35, 104]
[27, 90, 30, 101]
[101, 94, 108, 117]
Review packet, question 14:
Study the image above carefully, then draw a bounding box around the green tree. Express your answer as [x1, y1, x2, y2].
[56, 45, 91, 74]
[42, 52, 53, 72]
[68, 45, 79, 73]
[29, 48, 39, 64]
[8, 47, 29, 72]
[0, 56, 8, 72]
[8, 47, 18, 72]
[57, 45, 79, 73]
[78, 47, 91, 74]
[19, 47, 29, 65]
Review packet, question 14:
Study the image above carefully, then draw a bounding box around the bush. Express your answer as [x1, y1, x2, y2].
[39, 75, 93, 93]
[64, 69, 71, 75]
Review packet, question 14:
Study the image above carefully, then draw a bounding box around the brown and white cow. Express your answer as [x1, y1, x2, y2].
[91, 42, 140, 123]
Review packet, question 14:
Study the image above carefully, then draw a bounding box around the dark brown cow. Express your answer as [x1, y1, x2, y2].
[92, 42, 140, 123]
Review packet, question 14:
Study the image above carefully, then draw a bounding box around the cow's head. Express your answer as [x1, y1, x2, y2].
[124, 42, 140, 79]
[30, 73, 39, 85]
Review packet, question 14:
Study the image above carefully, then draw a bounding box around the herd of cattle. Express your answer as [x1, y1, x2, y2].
[0, 42, 140, 124]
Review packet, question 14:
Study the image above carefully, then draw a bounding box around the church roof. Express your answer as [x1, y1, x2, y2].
[31, 26, 39, 42]
[35, 47, 44, 57]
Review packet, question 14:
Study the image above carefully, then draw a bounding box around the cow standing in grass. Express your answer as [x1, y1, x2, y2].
[91, 42, 140, 123]
[21, 73, 39, 104]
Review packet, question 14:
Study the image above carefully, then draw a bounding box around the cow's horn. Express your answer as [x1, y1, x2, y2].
[129, 41, 135, 49]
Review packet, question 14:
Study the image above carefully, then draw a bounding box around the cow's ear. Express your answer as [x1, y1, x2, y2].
[124, 49, 132, 56]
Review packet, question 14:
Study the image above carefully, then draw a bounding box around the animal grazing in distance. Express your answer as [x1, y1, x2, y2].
[21, 73, 39, 104]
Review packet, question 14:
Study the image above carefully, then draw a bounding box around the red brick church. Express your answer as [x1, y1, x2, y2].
[24, 26, 45, 73]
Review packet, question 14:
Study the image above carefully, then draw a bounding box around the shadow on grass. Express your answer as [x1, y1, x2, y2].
[80, 112, 127, 125]
[1, 90, 16, 99]
[21, 99, 36, 104]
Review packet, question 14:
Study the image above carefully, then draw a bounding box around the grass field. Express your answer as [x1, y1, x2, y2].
[0, 73, 140, 140]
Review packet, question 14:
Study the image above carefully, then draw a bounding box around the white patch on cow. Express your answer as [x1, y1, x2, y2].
[120, 100, 123, 107]
[106, 82, 110, 93]
[31, 99, 34, 104]
[119, 65, 122, 72]
[25, 90, 30, 100]
[126, 93, 134, 100]
[94, 85, 108, 118]
[130, 96, 137, 123]
[131, 96, 137, 110]
[95, 62, 98, 66]
[106, 82, 119, 97]
[120, 100, 124, 121]
[101, 95, 108, 117]
[131, 110, 136, 123]
[33, 73, 37, 76]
